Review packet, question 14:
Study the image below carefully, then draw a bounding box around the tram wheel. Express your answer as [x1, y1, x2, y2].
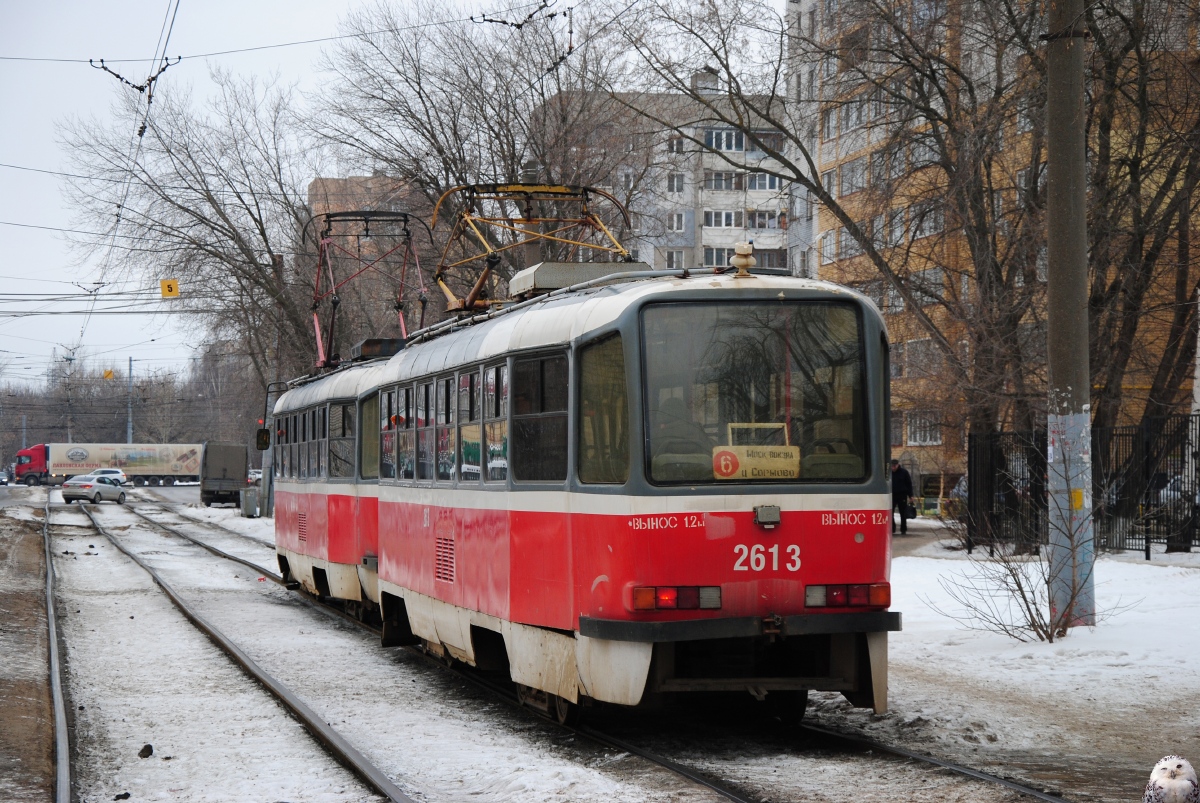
[552, 694, 579, 726]
[773, 689, 809, 727]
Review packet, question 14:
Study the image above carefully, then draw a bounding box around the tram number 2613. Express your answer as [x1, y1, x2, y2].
[733, 543, 801, 572]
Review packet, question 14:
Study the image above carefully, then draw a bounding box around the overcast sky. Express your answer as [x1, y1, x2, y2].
[0, 0, 352, 388]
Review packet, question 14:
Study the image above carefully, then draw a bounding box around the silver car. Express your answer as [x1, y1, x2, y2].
[61, 475, 127, 505]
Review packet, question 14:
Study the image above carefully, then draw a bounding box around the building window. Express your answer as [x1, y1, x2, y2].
[840, 157, 867, 196]
[665, 250, 685, 270]
[756, 249, 788, 269]
[666, 212, 685, 231]
[747, 172, 780, 191]
[890, 342, 905, 378]
[667, 136, 684, 153]
[906, 338, 942, 377]
[704, 247, 734, 268]
[839, 226, 863, 257]
[748, 131, 785, 153]
[622, 172, 635, 192]
[704, 129, 744, 151]
[821, 169, 837, 199]
[907, 411, 942, 446]
[667, 172, 685, 193]
[820, 230, 837, 264]
[911, 201, 944, 239]
[890, 412, 904, 447]
[821, 107, 837, 141]
[704, 171, 743, 190]
[912, 266, 944, 305]
[703, 210, 744, 228]
[747, 210, 779, 229]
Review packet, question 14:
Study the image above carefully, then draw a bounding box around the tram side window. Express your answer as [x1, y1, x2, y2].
[484, 364, 508, 481]
[298, 410, 307, 479]
[416, 382, 434, 480]
[329, 403, 356, 478]
[290, 414, 299, 478]
[458, 369, 482, 485]
[397, 386, 414, 480]
[317, 406, 327, 478]
[276, 417, 287, 478]
[579, 335, 629, 484]
[361, 394, 380, 480]
[380, 389, 397, 480]
[512, 354, 568, 482]
[435, 376, 456, 481]
[309, 409, 319, 478]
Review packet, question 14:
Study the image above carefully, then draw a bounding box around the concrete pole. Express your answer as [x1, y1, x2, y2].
[1045, 0, 1095, 627]
[22, 414, 27, 449]
[127, 356, 134, 444]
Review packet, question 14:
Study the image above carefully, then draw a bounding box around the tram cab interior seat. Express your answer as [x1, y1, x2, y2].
[650, 398, 714, 482]
[801, 437, 863, 479]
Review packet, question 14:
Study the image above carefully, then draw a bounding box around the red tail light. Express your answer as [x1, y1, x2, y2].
[805, 582, 890, 608]
[632, 586, 721, 611]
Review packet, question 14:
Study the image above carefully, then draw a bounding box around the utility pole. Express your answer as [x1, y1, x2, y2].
[21, 414, 26, 449]
[1045, 0, 1095, 627]
[64, 355, 75, 444]
[127, 356, 134, 443]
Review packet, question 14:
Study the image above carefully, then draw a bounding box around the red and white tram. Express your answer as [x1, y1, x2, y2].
[270, 266, 900, 722]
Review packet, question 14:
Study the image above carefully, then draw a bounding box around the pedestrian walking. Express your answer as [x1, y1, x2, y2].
[891, 459, 914, 534]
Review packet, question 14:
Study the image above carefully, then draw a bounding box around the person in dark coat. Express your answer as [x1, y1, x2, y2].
[891, 459, 914, 534]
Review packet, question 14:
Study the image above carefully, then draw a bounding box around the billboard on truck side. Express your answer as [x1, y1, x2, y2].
[48, 443, 202, 477]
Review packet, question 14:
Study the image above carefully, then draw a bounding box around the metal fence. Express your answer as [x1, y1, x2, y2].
[966, 415, 1200, 556]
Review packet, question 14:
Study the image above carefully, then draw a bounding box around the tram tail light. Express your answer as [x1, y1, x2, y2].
[632, 587, 656, 610]
[632, 586, 722, 611]
[869, 583, 891, 607]
[805, 583, 890, 608]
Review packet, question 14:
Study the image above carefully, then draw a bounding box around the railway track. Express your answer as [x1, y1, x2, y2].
[41, 498, 71, 803]
[124, 496, 1071, 803]
[49, 501, 409, 802]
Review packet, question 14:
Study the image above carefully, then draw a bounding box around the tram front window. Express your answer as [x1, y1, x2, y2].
[642, 301, 867, 484]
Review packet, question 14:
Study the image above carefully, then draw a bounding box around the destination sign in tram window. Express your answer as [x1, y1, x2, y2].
[642, 301, 867, 484]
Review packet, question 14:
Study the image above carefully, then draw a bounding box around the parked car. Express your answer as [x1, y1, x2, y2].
[91, 468, 128, 485]
[0, 473, 7, 486]
[61, 475, 126, 504]
[247, 469, 263, 486]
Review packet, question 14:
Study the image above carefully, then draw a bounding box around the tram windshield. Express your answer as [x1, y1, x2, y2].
[642, 301, 868, 484]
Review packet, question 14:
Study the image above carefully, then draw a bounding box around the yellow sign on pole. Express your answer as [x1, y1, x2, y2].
[160, 279, 180, 298]
[102, 369, 115, 380]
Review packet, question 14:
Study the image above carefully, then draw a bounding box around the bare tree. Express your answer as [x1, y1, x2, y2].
[61, 71, 320, 386]
[608, 0, 1200, 441]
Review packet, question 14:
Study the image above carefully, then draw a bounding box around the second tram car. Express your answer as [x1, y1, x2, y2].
[270, 268, 900, 722]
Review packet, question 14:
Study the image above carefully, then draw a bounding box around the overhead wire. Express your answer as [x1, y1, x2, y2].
[0, 1, 547, 64]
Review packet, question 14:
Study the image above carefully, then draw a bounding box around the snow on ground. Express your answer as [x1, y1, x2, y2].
[51, 514, 383, 803]
[62, 493, 1200, 801]
[807, 517, 1200, 801]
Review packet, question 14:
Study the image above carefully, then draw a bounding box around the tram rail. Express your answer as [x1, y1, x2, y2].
[62, 502, 413, 803]
[41, 498, 71, 803]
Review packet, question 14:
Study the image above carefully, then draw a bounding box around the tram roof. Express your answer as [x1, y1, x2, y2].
[273, 273, 878, 415]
